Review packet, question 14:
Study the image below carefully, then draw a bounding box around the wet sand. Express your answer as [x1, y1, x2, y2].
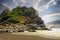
[0, 33, 58, 40]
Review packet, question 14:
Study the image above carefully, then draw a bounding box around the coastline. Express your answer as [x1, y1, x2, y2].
[0, 33, 57, 40]
[0, 30, 60, 40]
[11, 30, 60, 40]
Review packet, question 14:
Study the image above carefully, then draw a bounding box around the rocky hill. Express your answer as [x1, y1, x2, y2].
[0, 6, 47, 30]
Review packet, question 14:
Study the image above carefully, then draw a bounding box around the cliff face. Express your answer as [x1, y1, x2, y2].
[0, 6, 46, 30]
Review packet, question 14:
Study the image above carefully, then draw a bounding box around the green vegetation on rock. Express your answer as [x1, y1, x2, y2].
[0, 6, 47, 30]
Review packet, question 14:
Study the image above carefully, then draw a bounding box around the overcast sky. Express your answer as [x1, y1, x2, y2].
[0, 0, 60, 24]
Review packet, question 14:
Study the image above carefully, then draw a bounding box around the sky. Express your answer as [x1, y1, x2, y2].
[0, 0, 60, 25]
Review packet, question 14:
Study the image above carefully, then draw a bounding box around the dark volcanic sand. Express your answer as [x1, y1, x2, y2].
[0, 33, 58, 40]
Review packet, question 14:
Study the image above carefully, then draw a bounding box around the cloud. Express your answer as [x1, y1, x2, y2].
[1, 3, 12, 9]
[43, 0, 57, 9]
[2, 3, 8, 7]
[1, 0, 42, 11]
[43, 8, 60, 17]
[42, 13, 60, 23]
[13, 0, 18, 6]
[37, 0, 59, 16]
[1, 0, 58, 10]
[0, 0, 59, 16]
[47, 8, 60, 14]
[33, 0, 41, 10]
[44, 13, 60, 18]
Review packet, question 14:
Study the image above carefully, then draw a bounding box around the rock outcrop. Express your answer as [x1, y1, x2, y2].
[0, 6, 47, 30]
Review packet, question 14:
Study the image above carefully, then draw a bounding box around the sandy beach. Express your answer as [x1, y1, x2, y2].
[0, 30, 60, 40]
[0, 33, 57, 40]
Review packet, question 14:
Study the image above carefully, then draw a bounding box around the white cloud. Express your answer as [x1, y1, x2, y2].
[13, 0, 18, 6]
[43, 0, 57, 9]
[2, 3, 12, 10]
[2, 3, 8, 7]
[43, 13, 60, 18]
[37, 0, 58, 16]
[32, 0, 42, 10]
[42, 13, 60, 23]
[33, 2, 39, 10]
[1, 0, 58, 15]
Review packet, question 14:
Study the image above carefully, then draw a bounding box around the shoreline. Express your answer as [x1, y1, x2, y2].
[0, 30, 60, 40]
[0, 33, 57, 40]
[11, 30, 60, 40]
